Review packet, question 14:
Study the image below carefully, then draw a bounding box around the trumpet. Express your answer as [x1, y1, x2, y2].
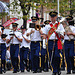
[35, 24, 41, 31]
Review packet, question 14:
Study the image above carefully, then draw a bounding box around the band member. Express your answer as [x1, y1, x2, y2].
[20, 25, 31, 72]
[6, 23, 22, 73]
[64, 16, 75, 74]
[0, 25, 7, 74]
[40, 11, 65, 75]
[44, 20, 51, 25]
[40, 19, 49, 72]
[27, 16, 42, 73]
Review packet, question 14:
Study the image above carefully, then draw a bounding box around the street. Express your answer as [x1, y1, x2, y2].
[1, 70, 75, 75]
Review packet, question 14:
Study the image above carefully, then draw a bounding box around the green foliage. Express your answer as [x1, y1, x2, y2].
[1, 0, 75, 20]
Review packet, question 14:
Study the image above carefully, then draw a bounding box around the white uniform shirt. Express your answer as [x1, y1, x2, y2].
[42, 21, 65, 40]
[0, 31, 8, 44]
[3, 30, 11, 47]
[27, 28, 41, 41]
[7, 30, 23, 44]
[4, 29, 11, 35]
[6, 50, 10, 59]
[0, 37, 6, 43]
[64, 25, 75, 40]
[20, 31, 31, 48]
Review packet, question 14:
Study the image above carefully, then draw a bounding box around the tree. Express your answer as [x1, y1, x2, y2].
[9, 0, 48, 27]
[59, 0, 75, 16]
[1, 0, 74, 27]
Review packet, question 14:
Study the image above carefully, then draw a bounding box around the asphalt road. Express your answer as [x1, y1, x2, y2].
[1, 70, 75, 75]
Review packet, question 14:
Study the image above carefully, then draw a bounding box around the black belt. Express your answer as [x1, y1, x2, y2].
[49, 40, 58, 41]
[0, 43, 5, 45]
[11, 44, 19, 45]
[65, 40, 74, 41]
[21, 46, 29, 49]
[31, 41, 41, 43]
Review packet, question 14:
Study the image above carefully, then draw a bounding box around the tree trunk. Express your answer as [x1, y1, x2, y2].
[23, 12, 27, 28]
[23, 18, 27, 28]
[41, 5, 43, 18]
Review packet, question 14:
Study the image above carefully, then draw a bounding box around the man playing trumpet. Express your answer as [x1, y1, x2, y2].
[27, 16, 42, 73]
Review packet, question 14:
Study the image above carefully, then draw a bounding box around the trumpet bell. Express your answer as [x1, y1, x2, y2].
[35, 24, 41, 31]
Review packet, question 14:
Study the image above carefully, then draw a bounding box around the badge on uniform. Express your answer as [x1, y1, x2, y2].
[29, 23, 35, 28]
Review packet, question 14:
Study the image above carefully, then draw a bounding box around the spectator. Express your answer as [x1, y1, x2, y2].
[6, 47, 12, 70]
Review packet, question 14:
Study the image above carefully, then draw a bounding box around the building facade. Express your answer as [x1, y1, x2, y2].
[0, 0, 9, 25]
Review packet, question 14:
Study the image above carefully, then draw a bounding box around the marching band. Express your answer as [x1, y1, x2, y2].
[0, 11, 75, 75]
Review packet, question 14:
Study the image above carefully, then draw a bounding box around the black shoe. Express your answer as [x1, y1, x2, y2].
[58, 71, 61, 75]
[27, 68, 30, 72]
[43, 69, 49, 72]
[33, 71, 37, 73]
[0, 71, 3, 74]
[3, 70, 6, 73]
[52, 73, 56, 75]
[37, 69, 42, 73]
[72, 70, 75, 74]
[13, 71, 17, 73]
[17, 69, 20, 72]
[21, 70, 24, 72]
[66, 71, 71, 74]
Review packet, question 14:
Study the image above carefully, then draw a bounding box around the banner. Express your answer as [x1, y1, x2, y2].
[3, 18, 19, 27]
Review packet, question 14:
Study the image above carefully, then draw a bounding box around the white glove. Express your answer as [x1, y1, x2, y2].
[55, 30, 60, 34]
[0, 27, 1, 31]
[56, 30, 64, 36]
[0, 27, 2, 33]
[43, 39, 46, 49]
[60, 31, 64, 36]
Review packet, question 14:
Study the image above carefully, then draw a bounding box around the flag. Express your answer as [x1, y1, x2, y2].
[3, 18, 19, 27]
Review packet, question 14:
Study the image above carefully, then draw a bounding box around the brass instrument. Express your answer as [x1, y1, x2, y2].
[60, 18, 75, 40]
[35, 24, 41, 31]
[65, 26, 74, 40]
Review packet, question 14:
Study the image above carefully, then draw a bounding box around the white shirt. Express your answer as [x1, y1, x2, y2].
[4, 29, 11, 35]
[6, 50, 10, 59]
[42, 21, 65, 40]
[27, 28, 41, 41]
[0, 37, 6, 43]
[20, 31, 31, 48]
[7, 30, 23, 44]
[64, 25, 75, 40]
[0, 32, 8, 44]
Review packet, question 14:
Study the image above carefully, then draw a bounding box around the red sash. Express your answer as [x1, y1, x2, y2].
[48, 22, 62, 49]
